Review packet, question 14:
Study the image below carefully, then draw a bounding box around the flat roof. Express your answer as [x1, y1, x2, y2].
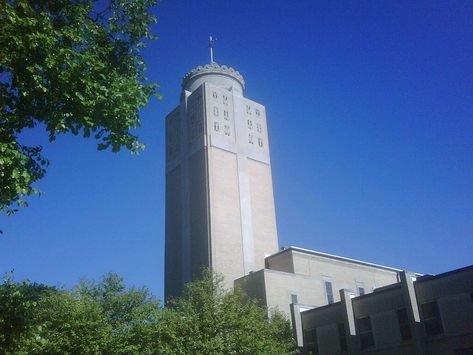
[267, 246, 404, 273]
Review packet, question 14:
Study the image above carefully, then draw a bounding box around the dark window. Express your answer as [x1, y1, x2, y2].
[421, 301, 444, 336]
[258, 138, 263, 147]
[223, 110, 229, 120]
[248, 134, 254, 144]
[213, 106, 219, 116]
[212, 91, 217, 99]
[397, 308, 412, 341]
[304, 328, 318, 355]
[246, 105, 251, 114]
[224, 125, 230, 136]
[255, 108, 260, 116]
[291, 294, 298, 304]
[222, 95, 228, 105]
[338, 323, 347, 351]
[247, 119, 253, 129]
[256, 122, 262, 133]
[358, 287, 365, 296]
[214, 122, 219, 132]
[357, 317, 374, 349]
[325, 281, 334, 304]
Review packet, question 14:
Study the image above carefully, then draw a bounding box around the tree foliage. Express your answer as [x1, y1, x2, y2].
[157, 270, 297, 354]
[0, 271, 297, 354]
[0, 0, 159, 215]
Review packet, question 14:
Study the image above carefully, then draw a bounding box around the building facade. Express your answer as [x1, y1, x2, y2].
[165, 63, 279, 300]
[299, 265, 473, 354]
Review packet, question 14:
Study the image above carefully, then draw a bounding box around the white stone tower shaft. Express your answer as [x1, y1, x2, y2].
[165, 63, 279, 300]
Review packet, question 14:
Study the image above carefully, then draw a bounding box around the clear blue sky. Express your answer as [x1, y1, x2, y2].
[1, 1, 472, 300]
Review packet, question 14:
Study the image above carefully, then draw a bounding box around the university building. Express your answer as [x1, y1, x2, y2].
[164, 62, 473, 354]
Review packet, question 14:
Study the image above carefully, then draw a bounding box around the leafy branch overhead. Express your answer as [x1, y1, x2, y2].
[0, 0, 159, 215]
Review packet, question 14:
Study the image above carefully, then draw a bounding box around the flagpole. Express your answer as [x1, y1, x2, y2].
[209, 35, 214, 64]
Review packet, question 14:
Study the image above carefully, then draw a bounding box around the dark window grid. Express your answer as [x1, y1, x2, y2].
[357, 317, 375, 349]
[421, 301, 444, 337]
[397, 308, 412, 341]
[338, 323, 348, 351]
[304, 329, 318, 355]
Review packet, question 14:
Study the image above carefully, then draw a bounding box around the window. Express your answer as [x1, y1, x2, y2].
[256, 122, 262, 133]
[324, 281, 334, 304]
[290, 293, 298, 304]
[357, 316, 374, 349]
[258, 138, 263, 147]
[224, 125, 230, 136]
[212, 91, 218, 99]
[222, 95, 228, 105]
[338, 323, 348, 351]
[214, 121, 220, 132]
[397, 308, 412, 341]
[248, 134, 254, 144]
[223, 110, 229, 120]
[213, 107, 219, 116]
[255, 108, 260, 116]
[358, 287, 365, 296]
[421, 301, 443, 336]
[246, 104, 251, 115]
[247, 119, 253, 129]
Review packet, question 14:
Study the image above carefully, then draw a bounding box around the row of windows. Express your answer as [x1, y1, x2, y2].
[247, 119, 262, 132]
[213, 122, 231, 136]
[211, 91, 229, 106]
[246, 104, 261, 116]
[213, 106, 230, 120]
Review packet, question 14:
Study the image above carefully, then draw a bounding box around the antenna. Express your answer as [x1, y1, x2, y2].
[209, 35, 216, 64]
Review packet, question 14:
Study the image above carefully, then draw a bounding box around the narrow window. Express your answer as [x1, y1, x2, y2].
[325, 281, 334, 304]
[358, 287, 365, 296]
[248, 134, 254, 144]
[258, 138, 263, 147]
[223, 110, 229, 120]
[397, 308, 412, 341]
[222, 95, 228, 105]
[224, 125, 230, 136]
[256, 122, 262, 133]
[338, 323, 348, 351]
[214, 121, 219, 132]
[247, 119, 253, 129]
[255, 108, 260, 116]
[212, 91, 218, 99]
[357, 317, 375, 349]
[421, 301, 444, 336]
[246, 104, 251, 115]
[290, 294, 298, 304]
[213, 107, 219, 116]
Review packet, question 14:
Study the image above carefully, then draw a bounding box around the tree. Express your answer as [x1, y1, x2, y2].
[0, 0, 159, 215]
[0, 272, 296, 354]
[154, 270, 297, 355]
[0, 273, 161, 354]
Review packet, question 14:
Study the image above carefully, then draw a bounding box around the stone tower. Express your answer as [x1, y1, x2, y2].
[165, 63, 279, 300]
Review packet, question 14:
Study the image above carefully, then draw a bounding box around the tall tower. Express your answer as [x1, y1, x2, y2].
[165, 63, 279, 300]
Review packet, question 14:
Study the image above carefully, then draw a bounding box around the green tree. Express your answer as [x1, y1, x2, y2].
[0, 0, 159, 216]
[155, 270, 297, 355]
[0, 273, 161, 354]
